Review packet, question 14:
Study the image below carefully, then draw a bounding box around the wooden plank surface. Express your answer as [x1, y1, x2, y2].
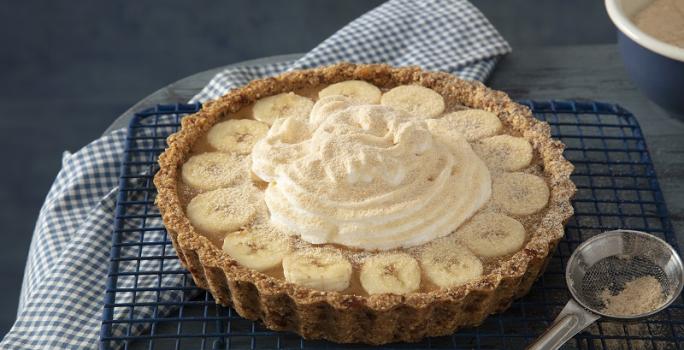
[489, 44, 684, 245]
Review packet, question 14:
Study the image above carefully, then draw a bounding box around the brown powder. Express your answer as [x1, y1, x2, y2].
[600, 276, 666, 316]
[634, 0, 684, 49]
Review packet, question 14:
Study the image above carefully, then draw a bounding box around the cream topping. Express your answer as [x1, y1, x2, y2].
[251, 95, 491, 251]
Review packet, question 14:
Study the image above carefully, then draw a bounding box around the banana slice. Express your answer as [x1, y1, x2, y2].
[318, 80, 382, 104]
[222, 229, 289, 272]
[380, 85, 445, 118]
[456, 212, 526, 257]
[492, 172, 550, 215]
[427, 109, 502, 142]
[207, 119, 269, 154]
[282, 249, 352, 291]
[359, 253, 421, 295]
[186, 186, 258, 233]
[472, 135, 533, 171]
[252, 92, 314, 125]
[181, 152, 246, 191]
[419, 239, 483, 288]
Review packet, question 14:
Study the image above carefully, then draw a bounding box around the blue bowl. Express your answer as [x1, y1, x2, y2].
[606, 0, 684, 117]
[618, 32, 684, 115]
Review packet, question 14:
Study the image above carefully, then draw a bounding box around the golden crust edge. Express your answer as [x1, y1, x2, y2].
[152, 63, 576, 344]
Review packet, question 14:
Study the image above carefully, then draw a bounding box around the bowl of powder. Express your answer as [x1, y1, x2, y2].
[605, 0, 684, 117]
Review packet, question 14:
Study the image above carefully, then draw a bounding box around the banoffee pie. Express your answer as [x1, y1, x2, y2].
[154, 63, 575, 344]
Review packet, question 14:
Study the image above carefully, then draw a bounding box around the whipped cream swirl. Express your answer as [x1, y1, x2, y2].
[251, 96, 491, 251]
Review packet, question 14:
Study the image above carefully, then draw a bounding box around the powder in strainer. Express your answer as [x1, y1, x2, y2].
[599, 276, 666, 316]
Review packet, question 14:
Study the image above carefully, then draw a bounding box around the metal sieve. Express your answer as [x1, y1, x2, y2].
[528, 230, 684, 350]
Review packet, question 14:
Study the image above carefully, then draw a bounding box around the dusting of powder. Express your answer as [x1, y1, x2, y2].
[250, 95, 492, 250]
[600, 276, 666, 316]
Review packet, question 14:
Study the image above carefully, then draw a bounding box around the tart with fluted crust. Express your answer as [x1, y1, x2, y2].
[153, 63, 575, 344]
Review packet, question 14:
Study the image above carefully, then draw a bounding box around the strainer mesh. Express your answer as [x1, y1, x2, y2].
[580, 255, 670, 315]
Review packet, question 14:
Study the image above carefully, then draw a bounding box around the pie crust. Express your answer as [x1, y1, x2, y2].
[153, 63, 575, 344]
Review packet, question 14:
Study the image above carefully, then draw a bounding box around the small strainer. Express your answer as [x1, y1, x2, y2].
[528, 230, 684, 350]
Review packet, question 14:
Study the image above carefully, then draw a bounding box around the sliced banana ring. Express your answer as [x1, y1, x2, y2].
[472, 135, 533, 171]
[428, 109, 502, 142]
[222, 229, 289, 272]
[360, 253, 421, 295]
[181, 152, 246, 191]
[457, 212, 526, 257]
[207, 119, 269, 154]
[186, 186, 258, 233]
[419, 239, 483, 288]
[492, 172, 550, 215]
[380, 85, 445, 118]
[318, 80, 382, 104]
[282, 249, 352, 292]
[252, 92, 314, 125]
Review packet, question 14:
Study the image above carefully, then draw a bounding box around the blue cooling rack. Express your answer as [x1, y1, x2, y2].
[100, 101, 683, 350]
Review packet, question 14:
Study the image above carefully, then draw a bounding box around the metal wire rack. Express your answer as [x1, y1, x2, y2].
[100, 100, 684, 350]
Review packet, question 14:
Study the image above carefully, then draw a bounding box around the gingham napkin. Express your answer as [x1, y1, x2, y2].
[1, 0, 510, 348]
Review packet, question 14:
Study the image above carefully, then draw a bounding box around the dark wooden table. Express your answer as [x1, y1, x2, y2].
[106, 44, 683, 246]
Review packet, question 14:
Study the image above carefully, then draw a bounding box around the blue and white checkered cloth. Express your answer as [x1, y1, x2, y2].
[1, 0, 510, 348]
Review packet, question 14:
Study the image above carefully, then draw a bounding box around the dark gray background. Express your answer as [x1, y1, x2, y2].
[0, 0, 614, 337]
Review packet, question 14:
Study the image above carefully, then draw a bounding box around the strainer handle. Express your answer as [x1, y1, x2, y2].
[527, 299, 600, 350]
